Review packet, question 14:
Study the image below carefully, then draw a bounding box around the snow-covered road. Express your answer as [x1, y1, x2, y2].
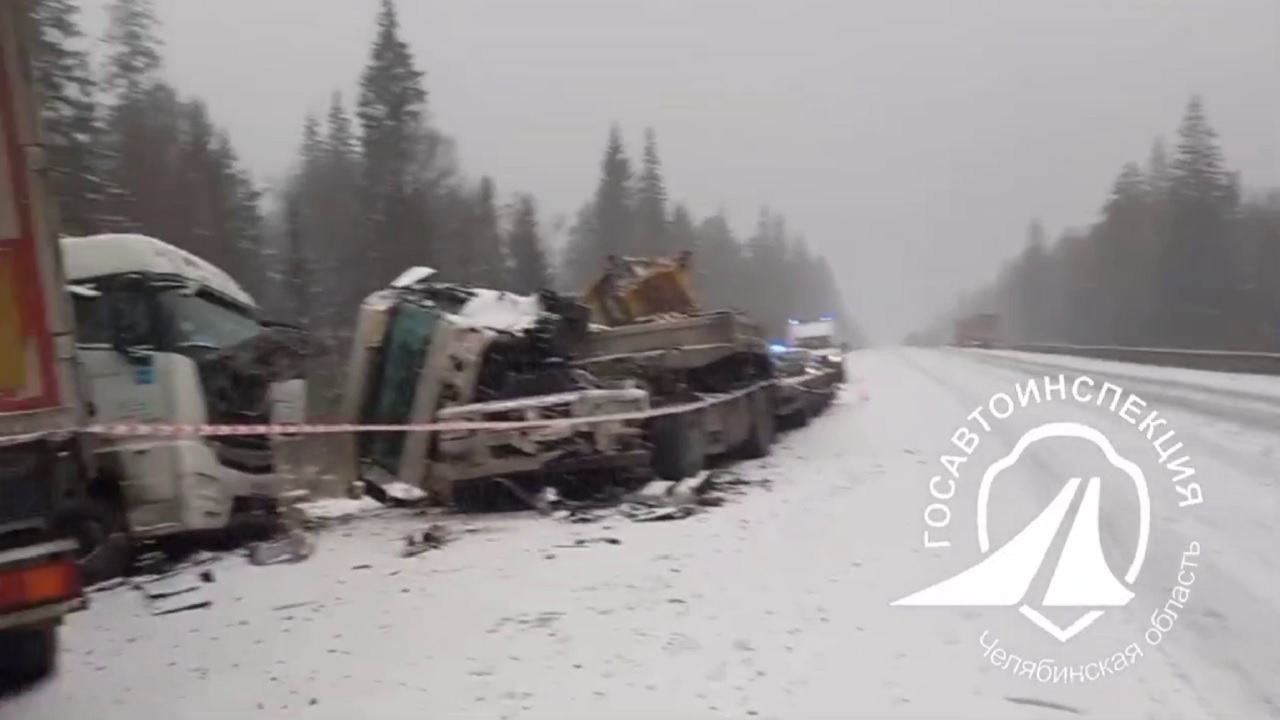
[8, 348, 1279, 719]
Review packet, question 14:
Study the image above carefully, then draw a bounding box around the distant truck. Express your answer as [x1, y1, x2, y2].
[953, 312, 1001, 349]
[1, 1, 88, 679]
[783, 316, 846, 381]
[785, 317, 838, 352]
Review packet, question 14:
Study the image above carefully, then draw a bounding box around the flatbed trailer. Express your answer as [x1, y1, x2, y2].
[574, 309, 777, 480]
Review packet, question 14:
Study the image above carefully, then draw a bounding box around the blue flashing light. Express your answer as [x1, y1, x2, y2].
[820, 314, 834, 321]
[768, 343, 788, 354]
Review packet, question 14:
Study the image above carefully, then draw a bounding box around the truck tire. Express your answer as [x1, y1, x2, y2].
[740, 390, 775, 459]
[651, 410, 705, 481]
[59, 488, 131, 587]
[0, 626, 58, 682]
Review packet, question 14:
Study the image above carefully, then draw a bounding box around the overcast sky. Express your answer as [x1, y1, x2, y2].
[80, 0, 1280, 343]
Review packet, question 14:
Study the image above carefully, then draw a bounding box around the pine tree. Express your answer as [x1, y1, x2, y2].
[1096, 162, 1155, 344]
[1011, 218, 1052, 341]
[324, 92, 359, 167]
[635, 128, 668, 254]
[507, 194, 550, 294]
[211, 132, 264, 294]
[560, 201, 598, 291]
[29, 0, 109, 236]
[668, 204, 697, 255]
[593, 124, 634, 259]
[692, 212, 741, 311]
[99, 0, 166, 231]
[357, 0, 428, 282]
[472, 176, 504, 286]
[1146, 136, 1172, 197]
[1168, 96, 1236, 347]
[319, 94, 368, 324]
[100, 0, 162, 103]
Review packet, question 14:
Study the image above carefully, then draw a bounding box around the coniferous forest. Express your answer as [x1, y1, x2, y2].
[29, 0, 861, 387]
[916, 97, 1280, 352]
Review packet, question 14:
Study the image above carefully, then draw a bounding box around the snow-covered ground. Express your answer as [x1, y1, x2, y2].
[8, 348, 1279, 719]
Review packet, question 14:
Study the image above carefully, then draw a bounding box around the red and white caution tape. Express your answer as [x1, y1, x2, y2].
[6, 381, 779, 441]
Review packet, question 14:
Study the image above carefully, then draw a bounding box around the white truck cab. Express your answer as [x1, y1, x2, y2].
[63, 233, 307, 539]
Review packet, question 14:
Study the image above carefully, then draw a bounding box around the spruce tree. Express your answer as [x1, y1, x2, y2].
[592, 124, 634, 259]
[320, 94, 368, 322]
[668, 204, 696, 255]
[635, 128, 668, 254]
[357, 0, 428, 283]
[29, 0, 107, 235]
[472, 176, 504, 286]
[101, 0, 162, 103]
[507, 194, 550, 294]
[99, 0, 165, 232]
[1168, 96, 1235, 347]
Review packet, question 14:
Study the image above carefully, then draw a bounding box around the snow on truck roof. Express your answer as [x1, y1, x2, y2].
[451, 288, 542, 332]
[60, 233, 255, 308]
[385, 266, 543, 332]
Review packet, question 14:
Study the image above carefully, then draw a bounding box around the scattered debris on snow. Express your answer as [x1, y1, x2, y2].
[248, 527, 316, 566]
[296, 495, 384, 525]
[383, 481, 428, 504]
[619, 504, 700, 522]
[537, 469, 766, 524]
[401, 524, 452, 558]
[130, 565, 217, 616]
[555, 536, 623, 548]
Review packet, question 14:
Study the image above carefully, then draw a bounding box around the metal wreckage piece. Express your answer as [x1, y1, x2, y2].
[194, 321, 316, 474]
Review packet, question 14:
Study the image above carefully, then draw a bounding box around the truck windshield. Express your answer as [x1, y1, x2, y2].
[160, 289, 259, 351]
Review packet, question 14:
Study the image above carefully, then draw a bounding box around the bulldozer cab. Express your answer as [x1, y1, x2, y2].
[581, 251, 699, 326]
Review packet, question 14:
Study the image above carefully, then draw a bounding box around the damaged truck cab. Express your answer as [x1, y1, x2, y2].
[340, 268, 652, 508]
[64, 234, 308, 551]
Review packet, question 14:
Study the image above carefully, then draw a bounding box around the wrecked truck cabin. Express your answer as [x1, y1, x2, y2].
[338, 267, 653, 509]
[63, 233, 314, 577]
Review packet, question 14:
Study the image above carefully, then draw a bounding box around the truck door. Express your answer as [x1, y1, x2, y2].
[69, 284, 167, 427]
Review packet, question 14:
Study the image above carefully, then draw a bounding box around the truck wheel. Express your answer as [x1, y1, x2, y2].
[0, 626, 58, 681]
[740, 390, 775, 459]
[62, 489, 131, 587]
[652, 411, 705, 481]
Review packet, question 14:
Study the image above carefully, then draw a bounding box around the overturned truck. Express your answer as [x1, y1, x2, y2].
[339, 268, 652, 508]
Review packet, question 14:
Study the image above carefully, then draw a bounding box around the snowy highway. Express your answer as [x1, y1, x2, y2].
[7, 348, 1280, 719]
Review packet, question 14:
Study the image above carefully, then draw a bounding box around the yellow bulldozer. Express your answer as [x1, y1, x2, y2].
[580, 251, 700, 326]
